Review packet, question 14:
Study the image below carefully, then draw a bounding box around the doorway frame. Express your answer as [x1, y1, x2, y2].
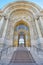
[18, 33, 26, 47]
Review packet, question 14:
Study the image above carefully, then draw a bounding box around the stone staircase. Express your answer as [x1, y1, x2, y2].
[9, 47, 38, 65]
[0, 46, 43, 65]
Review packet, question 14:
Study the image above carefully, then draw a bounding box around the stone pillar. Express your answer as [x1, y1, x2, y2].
[0, 16, 7, 47]
[26, 34, 28, 47]
[39, 17, 43, 28]
[0, 17, 4, 38]
[0, 17, 4, 30]
[14, 33, 18, 47]
[35, 19, 43, 49]
[39, 17, 43, 49]
[0, 16, 6, 38]
[4, 19, 14, 46]
[2, 19, 8, 39]
[0, 16, 6, 46]
[35, 19, 42, 38]
[30, 24, 35, 46]
[39, 17, 43, 37]
[26, 33, 31, 47]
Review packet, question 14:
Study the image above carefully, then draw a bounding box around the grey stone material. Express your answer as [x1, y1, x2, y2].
[0, 1, 43, 65]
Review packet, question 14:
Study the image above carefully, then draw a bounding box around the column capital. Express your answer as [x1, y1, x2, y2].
[0, 14, 9, 20]
[34, 14, 43, 20]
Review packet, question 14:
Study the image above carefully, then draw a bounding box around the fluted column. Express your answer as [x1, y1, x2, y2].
[0, 17, 4, 30]
[2, 19, 8, 38]
[35, 19, 43, 49]
[39, 17, 43, 28]
[0, 16, 6, 44]
[3, 19, 14, 46]
[35, 19, 42, 38]
[39, 17, 43, 49]
[0, 16, 7, 38]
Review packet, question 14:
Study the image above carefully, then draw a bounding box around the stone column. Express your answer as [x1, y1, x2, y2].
[0, 17, 4, 30]
[4, 19, 14, 46]
[39, 17, 43, 37]
[2, 19, 8, 39]
[0, 16, 6, 45]
[0, 16, 6, 38]
[39, 17, 43, 28]
[35, 19, 42, 38]
[0, 16, 7, 47]
[14, 33, 18, 47]
[39, 17, 43, 49]
[35, 19, 43, 49]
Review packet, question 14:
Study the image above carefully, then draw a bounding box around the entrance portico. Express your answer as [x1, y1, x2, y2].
[13, 20, 31, 47]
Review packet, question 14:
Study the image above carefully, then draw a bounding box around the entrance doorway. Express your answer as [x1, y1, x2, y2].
[13, 20, 31, 47]
[18, 32, 25, 47]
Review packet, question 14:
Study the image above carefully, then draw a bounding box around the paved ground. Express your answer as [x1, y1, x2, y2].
[9, 47, 38, 65]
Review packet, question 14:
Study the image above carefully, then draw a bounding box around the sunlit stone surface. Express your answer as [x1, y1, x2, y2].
[0, 0, 43, 65]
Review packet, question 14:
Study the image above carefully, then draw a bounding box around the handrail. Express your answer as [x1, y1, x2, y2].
[0, 45, 14, 60]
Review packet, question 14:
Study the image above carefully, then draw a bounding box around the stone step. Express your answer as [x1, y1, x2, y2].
[9, 63, 38, 65]
[9, 47, 37, 65]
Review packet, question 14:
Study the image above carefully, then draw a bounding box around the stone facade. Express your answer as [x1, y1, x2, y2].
[0, 1, 43, 48]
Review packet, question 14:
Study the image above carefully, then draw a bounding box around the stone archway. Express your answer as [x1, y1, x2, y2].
[13, 20, 31, 47]
[1, 1, 42, 48]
